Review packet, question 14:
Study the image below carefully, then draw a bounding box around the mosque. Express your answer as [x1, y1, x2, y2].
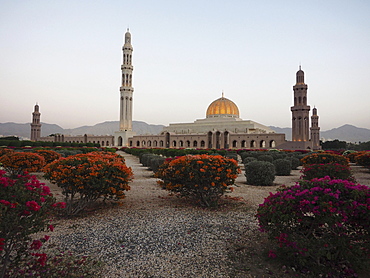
[32, 30, 320, 150]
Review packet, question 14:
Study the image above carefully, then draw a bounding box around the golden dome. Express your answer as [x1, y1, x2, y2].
[206, 95, 240, 118]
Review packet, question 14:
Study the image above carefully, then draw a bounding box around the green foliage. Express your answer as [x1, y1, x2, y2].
[257, 154, 273, 163]
[244, 161, 275, 186]
[0, 136, 19, 141]
[140, 153, 157, 167]
[273, 159, 291, 176]
[257, 177, 370, 276]
[288, 157, 301, 170]
[148, 156, 166, 173]
[242, 156, 256, 165]
[155, 155, 240, 207]
[321, 139, 347, 150]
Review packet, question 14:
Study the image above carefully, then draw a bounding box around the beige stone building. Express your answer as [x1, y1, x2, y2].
[32, 30, 320, 150]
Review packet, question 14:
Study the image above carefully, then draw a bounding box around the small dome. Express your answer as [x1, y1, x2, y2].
[206, 95, 239, 118]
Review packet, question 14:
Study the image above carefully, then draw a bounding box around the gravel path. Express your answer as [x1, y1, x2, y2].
[46, 153, 259, 278]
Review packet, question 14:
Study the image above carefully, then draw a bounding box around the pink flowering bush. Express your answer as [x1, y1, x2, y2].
[0, 170, 63, 277]
[301, 162, 355, 181]
[257, 177, 370, 276]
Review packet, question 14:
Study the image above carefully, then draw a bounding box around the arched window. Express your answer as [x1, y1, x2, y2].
[186, 140, 191, 147]
[153, 140, 158, 147]
[260, 140, 266, 148]
[250, 140, 256, 148]
[118, 136, 123, 146]
[241, 140, 246, 148]
[232, 140, 237, 148]
[101, 141, 105, 146]
[269, 140, 276, 148]
[142, 140, 146, 147]
[136, 141, 140, 147]
[193, 141, 198, 147]
[159, 140, 164, 147]
[148, 140, 152, 147]
[179, 140, 184, 147]
[172, 140, 177, 147]
[200, 140, 205, 148]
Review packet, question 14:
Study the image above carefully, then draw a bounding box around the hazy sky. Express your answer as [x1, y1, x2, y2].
[1, 1, 370, 131]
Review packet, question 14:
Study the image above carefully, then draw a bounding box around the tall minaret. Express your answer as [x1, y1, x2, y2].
[291, 66, 310, 141]
[30, 103, 41, 141]
[310, 107, 320, 149]
[119, 28, 134, 131]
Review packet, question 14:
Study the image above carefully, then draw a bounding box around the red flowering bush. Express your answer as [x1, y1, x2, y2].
[0, 170, 62, 277]
[155, 154, 240, 207]
[34, 149, 62, 164]
[43, 151, 133, 215]
[301, 152, 349, 166]
[301, 163, 355, 181]
[257, 177, 370, 276]
[6, 250, 102, 277]
[0, 152, 45, 177]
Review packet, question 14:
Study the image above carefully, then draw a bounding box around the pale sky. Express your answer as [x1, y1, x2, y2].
[1, 0, 370, 131]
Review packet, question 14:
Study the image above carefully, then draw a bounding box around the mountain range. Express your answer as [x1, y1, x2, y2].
[0, 122, 369, 143]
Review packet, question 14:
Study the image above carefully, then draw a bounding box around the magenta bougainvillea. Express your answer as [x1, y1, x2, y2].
[0, 170, 63, 276]
[257, 177, 370, 276]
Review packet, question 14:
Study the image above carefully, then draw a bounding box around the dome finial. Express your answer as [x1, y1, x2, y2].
[222, 90, 224, 98]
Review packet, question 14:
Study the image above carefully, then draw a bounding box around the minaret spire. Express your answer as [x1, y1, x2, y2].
[30, 103, 41, 141]
[291, 67, 310, 142]
[119, 29, 134, 131]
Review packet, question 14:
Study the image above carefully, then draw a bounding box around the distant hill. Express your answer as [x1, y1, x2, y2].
[269, 124, 370, 143]
[1, 122, 369, 143]
[0, 121, 165, 139]
[320, 124, 370, 143]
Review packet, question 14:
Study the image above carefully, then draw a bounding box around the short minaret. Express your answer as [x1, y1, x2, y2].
[291, 66, 310, 141]
[120, 28, 134, 131]
[114, 29, 136, 147]
[30, 104, 41, 141]
[310, 107, 320, 149]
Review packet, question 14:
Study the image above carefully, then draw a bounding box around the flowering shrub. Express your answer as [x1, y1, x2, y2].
[43, 151, 133, 215]
[301, 152, 349, 166]
[301, 163, 355, 181]
[0, 148, 14, 158]
[7, 250, 102, 277]
[34, 149, 62, 164]
[257, 177, 370, 276]
[244, 161, 275, 186]
[0, 152, 45, 177]
[355, 151, 370, 167]
[0, 170, 62, 277]
[155, 154, 240, 207]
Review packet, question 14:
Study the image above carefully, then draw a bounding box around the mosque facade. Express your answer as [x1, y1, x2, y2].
[32, 30, 320, 150]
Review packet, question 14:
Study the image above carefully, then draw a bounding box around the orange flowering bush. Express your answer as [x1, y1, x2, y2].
[301, 152, 349, 166]
[34, 150, 62, 164]
[0, 152, 45, 177]
[355, 151, 370, 168]
[155, 154, 241, 207]
[0, 148, 14, 158]
[43, 151, 133, 215]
